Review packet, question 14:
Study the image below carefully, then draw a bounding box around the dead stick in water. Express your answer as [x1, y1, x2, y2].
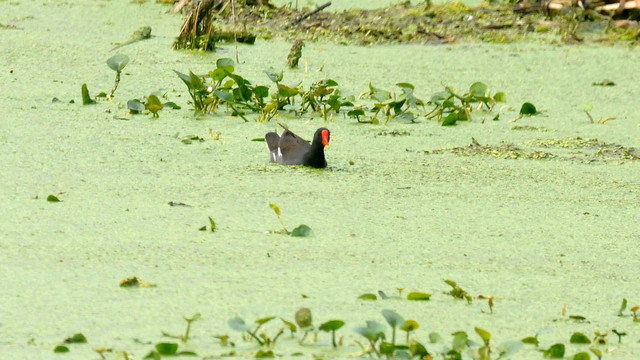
[291, 1, 331, 25]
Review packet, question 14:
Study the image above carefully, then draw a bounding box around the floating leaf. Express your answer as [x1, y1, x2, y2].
[54, 345, 69, 353]
[146, 94, 163, 117]
[572, 352, 591, 360]
[428, 332, 443, 343]
[396, 82, 415, 90]
[475, 327, 491, 345]
[208, 216, 216, 232]
[320, 320, 345, 332]
[493, 91, 506, 102]
[64, 333, 87, 344]
[155, 342, 178, 355]
[407, 292, 431, 301]
[265, 68, 283, 83]
[255, 349, 274, 358]
[255, 316, 275, 326]
[452, 331, 468, 351]
[570, 332, 591, 344]
[47, 195, 61, 202]
[106, 54, 130, 72]
[358, 293, 377, 301]
[280, 318, 297, 333]
[291, 224, 313, 237]
[442, 112, 458, 126]
[544, 343, 565, 358]
[520, 102, 537, 115]
[521, 336, 539, 346]
[127, 99, 145, 113]
[217, 57, 235, 68]
[228, 317, 251, 332]
[163, 101, 180, 109]
[589, 347, 602, 358]
[295, 308, 312, 328]
[409, 340, 428, 357]
[379, 341, 395, 355]
[401, 320, 419, 332]
[382, 309, 405, 328]
[354, 321, 386, 342]
[577, 103, 593, 112]
[496, 340, 522, 358]
[469, 81, 488, 97]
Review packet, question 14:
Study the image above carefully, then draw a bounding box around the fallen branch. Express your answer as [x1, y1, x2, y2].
[291, 1, 331, 25]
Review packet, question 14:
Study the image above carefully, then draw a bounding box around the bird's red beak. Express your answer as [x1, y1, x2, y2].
[322, 129, 330, 149]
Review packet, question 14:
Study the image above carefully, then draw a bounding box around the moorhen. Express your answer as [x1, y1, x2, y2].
[265, 125, 330, 168]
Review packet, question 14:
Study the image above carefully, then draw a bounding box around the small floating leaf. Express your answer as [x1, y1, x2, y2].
[47, 195, 61, 202]
[572, 352, 591, 360]
[265, 68, 283, 83]
[155, 342, 178, 355]
[496, 340, 523, 358]
[379, 341, 395, 355]
[146, 94, 163, 117]
[469, 81, 488, 97]
[127, 99, 145, 113]
[319, 320, 345, 332]
[428, 332, 443, 343]
[291, 224, 313, 237]
[163, 101, 181, 109]
[107, 54, 130, 72]
[407, 292, 431, 301]
[475, 327, 491, 345]
[358, 293, 377, 301]
[570, 332, 591, 344]
[228, 317, 251, 332]
[54, 345, 69, 353]
[520, 102, 537, 115]
[255, 316, 275, 326]
[64, 333, 87, 344]
[208, 216, 216, 232]
[255, 349, 274, 358]
[409, 340, 428, 357]
[544, 343, 565, 358]
[280, 318, 297, 333]
[493, 91, 506, 102]
[381, 309, 405, 329]
[401, 320, 419, 332]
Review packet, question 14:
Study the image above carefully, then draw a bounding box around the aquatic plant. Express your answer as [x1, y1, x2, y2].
[81, 84, 95, 105]
[426, 81, 504, 125]
[106, 54, 130, 100]
[268, 203, 313, 237]
[161, 313, 201, 343]
[228, 316, 284, 347]
[444, 279, 473, 303]
[319, 320, 345, 348]
[359, 82, 424, 124]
